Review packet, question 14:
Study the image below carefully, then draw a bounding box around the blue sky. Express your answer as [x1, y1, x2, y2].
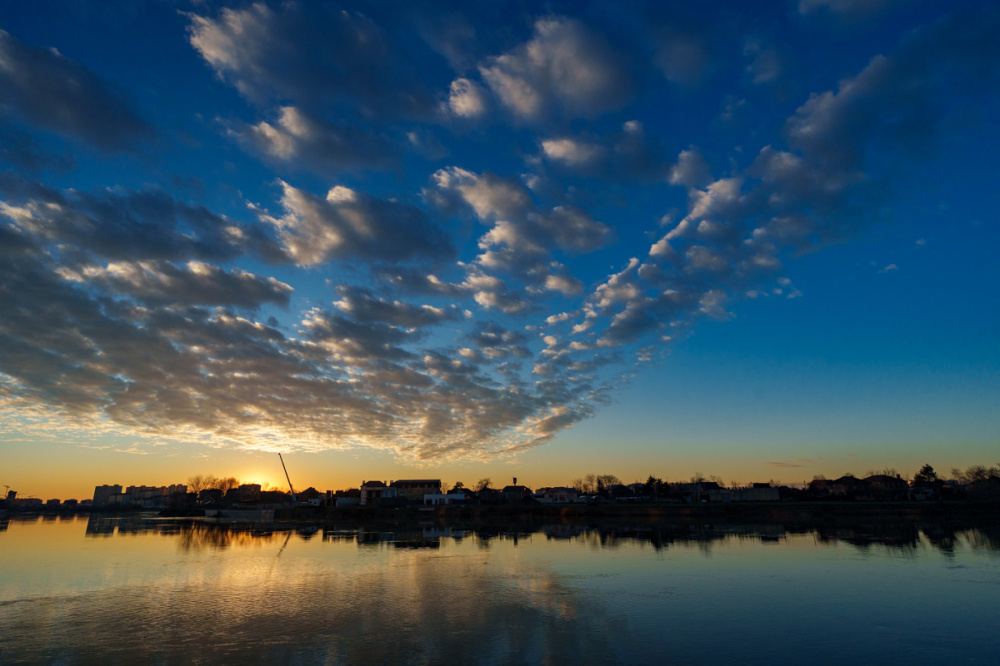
[1, 0, 998, 497]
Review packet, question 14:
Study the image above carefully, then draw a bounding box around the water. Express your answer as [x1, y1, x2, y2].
[2, 514, 998, 664]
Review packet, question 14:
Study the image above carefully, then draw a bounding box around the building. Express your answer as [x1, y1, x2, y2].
[731, 485, 780, 502]
[360, 480, 398, 506]
[390, 479, 441, 504]
[92, 484, 124, 507]
[534, 487, 580, 503]
[501, 484, 533, 503]
[422, 492, 469, 506]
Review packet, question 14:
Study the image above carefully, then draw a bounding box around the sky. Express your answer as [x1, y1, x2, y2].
[1, 0, 998, 500]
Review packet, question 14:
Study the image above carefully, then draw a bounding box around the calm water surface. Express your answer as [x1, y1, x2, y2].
[1, 514, 998, 664]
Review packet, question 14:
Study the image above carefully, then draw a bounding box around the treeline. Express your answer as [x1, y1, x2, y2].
[186, 474, 242, 494]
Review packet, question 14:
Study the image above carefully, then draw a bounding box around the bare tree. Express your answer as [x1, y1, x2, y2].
[474, 478, 492, 492]
[187, 474, 216, 494]
[597, 474, 621, 488]
[214, 476, 240, 494]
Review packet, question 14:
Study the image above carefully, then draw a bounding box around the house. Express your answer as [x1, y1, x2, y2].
[477, 487, 502, 504]
[731, 485, 780, 502]
[862, 475, 909, 501]
[423, 492, 469, 506]
[328, 488, 361, 507]
[534, 487, 580, 503]
[198, 488, 224, 503]
[500, 484, 533, 503]
[390, 479, 441, 504]
[360, 480, 398, 506]
[674, 481, 726, 503]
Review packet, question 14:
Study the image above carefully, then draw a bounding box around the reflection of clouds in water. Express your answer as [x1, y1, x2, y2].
[1, 531, 620, 664]
[3, 519, 999, 663]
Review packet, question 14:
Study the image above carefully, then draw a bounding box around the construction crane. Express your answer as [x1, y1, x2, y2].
[278, 453, 297, 503]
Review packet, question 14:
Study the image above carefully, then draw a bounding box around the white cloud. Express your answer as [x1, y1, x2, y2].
[447, 78, 488, 118]
[232, 106, 397, 172]
[478, 17, 632, 120]
[541, 138, 604, 168]
[265, 181, 453, 265]
[669, 147, 711, 188]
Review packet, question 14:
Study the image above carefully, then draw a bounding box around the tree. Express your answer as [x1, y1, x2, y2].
[450, 481, 465, 493]
[643, 475, 662, 498]
[572, 474, 597, 495]
[187, 474, 217, 494]
[474, 478, 492, 492]
[597, 474, 620, 488]
[214, 476, 240, 494]
[964, 465, 988, 483]
[914, 464, 938, 483]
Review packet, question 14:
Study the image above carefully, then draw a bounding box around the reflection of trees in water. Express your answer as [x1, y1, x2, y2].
[963, 526, 1000, 554]
[815, 523, 921, 555]
[176, 524, 281, 552]
[1, 534, 623, 664]
[81, 516, 1000, 558]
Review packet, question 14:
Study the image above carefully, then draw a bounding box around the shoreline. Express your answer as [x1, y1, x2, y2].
[5, 499, 999, 518]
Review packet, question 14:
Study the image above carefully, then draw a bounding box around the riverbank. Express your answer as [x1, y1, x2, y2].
[271, 500, 1000, 530]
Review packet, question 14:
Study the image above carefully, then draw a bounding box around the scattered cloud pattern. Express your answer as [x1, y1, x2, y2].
[1, 1, 998, 462]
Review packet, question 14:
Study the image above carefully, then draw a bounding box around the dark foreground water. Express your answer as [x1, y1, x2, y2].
[1, 514, 998, 664]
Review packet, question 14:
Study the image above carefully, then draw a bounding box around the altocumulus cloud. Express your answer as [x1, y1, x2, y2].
[0, 30, 153, 151]
[0, 1, 998, 461]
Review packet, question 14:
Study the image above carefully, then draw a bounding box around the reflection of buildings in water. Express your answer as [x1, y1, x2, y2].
[85, 515, 120, 537]
[75, 516, 1000, 557]
[815, 524, 921, 554]
[0, 531, 623, 664]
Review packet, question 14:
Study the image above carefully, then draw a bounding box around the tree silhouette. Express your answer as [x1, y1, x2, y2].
[914, 464, 938, 483]
[214, 476, 240, 494]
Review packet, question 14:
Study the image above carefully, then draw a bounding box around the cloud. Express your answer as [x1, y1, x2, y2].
[798, 0, 896, 16]
[764, 460, 812, 468]
[61, 260, 293, 309]
[539, 121, 670, 182]
[264, 181, 454, 266]
[653, 22, 719, 86]
[187, 2, 434, 119]
[743, 40, 782, 84]
[0, 177, 286, 265]
[447, 78, 489, 118]
[0, 120, 76, 172]
[475, 17, 633, 120]
[0, 30, 153, 150]
[231, 106, 398, 173]
[2, 4, 998, 466]
[332, 285, 463, 328]
[668, 146, 712, 188]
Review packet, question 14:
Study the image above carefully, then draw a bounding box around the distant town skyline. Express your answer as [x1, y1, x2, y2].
[2, 1, 998, 501]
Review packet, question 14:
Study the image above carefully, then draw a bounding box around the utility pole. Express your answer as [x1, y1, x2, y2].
[278, 453, 297, 503]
